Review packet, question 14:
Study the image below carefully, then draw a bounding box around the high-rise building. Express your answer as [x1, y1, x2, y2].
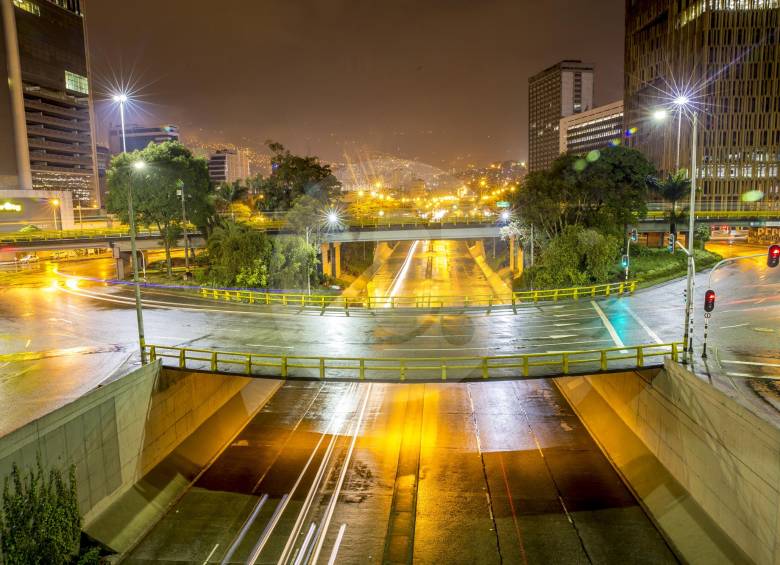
[108, 124, 179, 154]
[559, 100, 625, 155]
[208, 148, 250, 184]
[625, 0, 780, 208]
[0, 0, 99, 206]
[528, 60, 594, 172]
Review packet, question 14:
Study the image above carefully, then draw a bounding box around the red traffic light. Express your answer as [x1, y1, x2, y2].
[704, 289, 716, 312]
[768, 244, 780, 268]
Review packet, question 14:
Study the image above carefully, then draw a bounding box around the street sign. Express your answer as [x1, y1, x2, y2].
[496, 201, 510, 208]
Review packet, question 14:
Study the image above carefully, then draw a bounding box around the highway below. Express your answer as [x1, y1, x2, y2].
[126, 379, 675, 564]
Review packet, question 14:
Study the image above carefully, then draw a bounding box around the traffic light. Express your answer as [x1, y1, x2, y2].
[768, 244, 780, 268]
[704, 289, 716, 312]
[668, 232, 676, 253]
[630, 229, 638, 242]
[621, 254, 629, 268]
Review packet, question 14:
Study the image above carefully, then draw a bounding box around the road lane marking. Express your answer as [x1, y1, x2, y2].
[326, 524, 347, 565]
[202, 543, 219, 565]
[623, 304, 663, 344]
[292, 522, 317, 565]
[309, 383, 373, 563]
[719, 323, 749, 329]
[246, 384, 359, 564]
[220, 496, 267, 564]
[246, 343, 293, 349]
[276, 385, 367, 565]
[722, 359, 780, 368]
[590, 301, 625, 349]
[387, 241, 420, 299]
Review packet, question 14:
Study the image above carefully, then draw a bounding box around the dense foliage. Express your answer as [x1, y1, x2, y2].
[106, 141, 214, 276]
[206, 222, 317, 290]
[521, 226, 620, 288]
[509, 146, 656, 288]
[253, 142, 341, 211]
[0, 460, 90, 564]
[513, 146, 656, 240]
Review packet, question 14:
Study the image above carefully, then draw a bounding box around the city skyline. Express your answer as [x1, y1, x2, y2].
[85, 0, 625, 167]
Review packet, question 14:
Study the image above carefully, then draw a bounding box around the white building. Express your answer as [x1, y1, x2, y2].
[559, 100, 624, 155]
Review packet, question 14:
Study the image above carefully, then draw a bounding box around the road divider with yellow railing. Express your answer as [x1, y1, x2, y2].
[197, 280, 637, 311]
[146, 341, 683, 381]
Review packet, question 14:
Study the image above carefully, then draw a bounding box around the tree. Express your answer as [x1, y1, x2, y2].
[649, 170, 690, 234]
[206, 222, 272, 287]
[253, 141, 340, 211]
[267, 236, 318, 290]
[522, 226, 620, 289]
[106, 142, 214, 277]
[215, 180, 249, 222]
[1, 459, 81, 564]
[512, 146, 656, 239]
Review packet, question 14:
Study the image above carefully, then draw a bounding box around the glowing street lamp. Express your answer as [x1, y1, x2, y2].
[51, 198, 60, 231]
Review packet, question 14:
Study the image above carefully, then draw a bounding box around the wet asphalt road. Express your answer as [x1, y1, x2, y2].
[125, 379, 676, 564]
[0, 242, 778, 434]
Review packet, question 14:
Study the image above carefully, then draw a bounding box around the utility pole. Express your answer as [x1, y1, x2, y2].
[177, 181, 190, 274]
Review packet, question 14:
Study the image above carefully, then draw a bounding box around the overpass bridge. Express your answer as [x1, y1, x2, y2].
[2, 209, 779, 253]
[146, 341, 683, 382]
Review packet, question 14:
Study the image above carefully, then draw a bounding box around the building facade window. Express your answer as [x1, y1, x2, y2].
[64, 71, 88, 94]
[12, 0, 40, 15]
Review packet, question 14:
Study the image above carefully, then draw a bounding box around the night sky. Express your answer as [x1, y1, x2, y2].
[86, 0, 625, 168]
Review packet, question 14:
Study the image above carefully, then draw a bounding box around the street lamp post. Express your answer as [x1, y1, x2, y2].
[51, 198, 60, 231]
[177, 181, 190, 275]
[113, 92, 147, 364]
[681, 111, 698, 363]
[128, 160, 147, 364]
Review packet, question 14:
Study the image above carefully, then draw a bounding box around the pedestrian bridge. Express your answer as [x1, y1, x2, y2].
[146, 341, 684, 382]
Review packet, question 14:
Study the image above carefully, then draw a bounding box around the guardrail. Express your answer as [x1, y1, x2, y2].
[146, 341, 682, 381]
[0, 228, 162, 243]
[645, 209, 780, 220]
[198, 281, 637, 310]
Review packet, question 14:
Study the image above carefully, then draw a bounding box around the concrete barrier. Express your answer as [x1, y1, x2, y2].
[0, 362, 281, 553]
[555, 362, 778, 564]
[342, 241, 397, 298]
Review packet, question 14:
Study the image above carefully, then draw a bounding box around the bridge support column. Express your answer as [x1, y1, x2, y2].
[321, 243, 332, 277]
[333, 242, 341, 278]
[113, 248, 132, 280]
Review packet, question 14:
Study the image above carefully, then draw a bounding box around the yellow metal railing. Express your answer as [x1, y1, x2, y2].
[146, 341, 682, 381]
[645, 209, 780, 220]
[198, 281, 637, 310]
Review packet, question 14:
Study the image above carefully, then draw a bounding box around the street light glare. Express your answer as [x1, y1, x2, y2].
[327, 212, 339, 224]
[652, 109, 667, 121]
[113, 93, 128, 103]
[133, 160, 146, 170]
[673, 95, 690, 107]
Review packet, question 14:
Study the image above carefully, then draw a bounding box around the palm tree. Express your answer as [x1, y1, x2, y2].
[650, 170, 690, 234]
[215, 180, 248, 221]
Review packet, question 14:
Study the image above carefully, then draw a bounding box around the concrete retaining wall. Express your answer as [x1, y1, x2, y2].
[0, 362, 281, 553]
[466, 240, 512, 299]
[555, 363, 779, 564]
[343, 241, 397, 298]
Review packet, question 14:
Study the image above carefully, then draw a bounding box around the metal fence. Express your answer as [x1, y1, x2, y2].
[198, 281, 637, 310]
[146, 341, 681, 382]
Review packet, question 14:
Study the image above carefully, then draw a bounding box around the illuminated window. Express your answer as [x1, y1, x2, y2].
[65, 71, 89, 94]
[12, 0, 40, 15]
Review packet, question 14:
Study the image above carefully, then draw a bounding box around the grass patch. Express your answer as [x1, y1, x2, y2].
[620, 246, 722, 288]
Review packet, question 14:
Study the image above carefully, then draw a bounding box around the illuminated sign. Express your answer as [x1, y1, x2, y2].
[0, 202, 22, 213]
